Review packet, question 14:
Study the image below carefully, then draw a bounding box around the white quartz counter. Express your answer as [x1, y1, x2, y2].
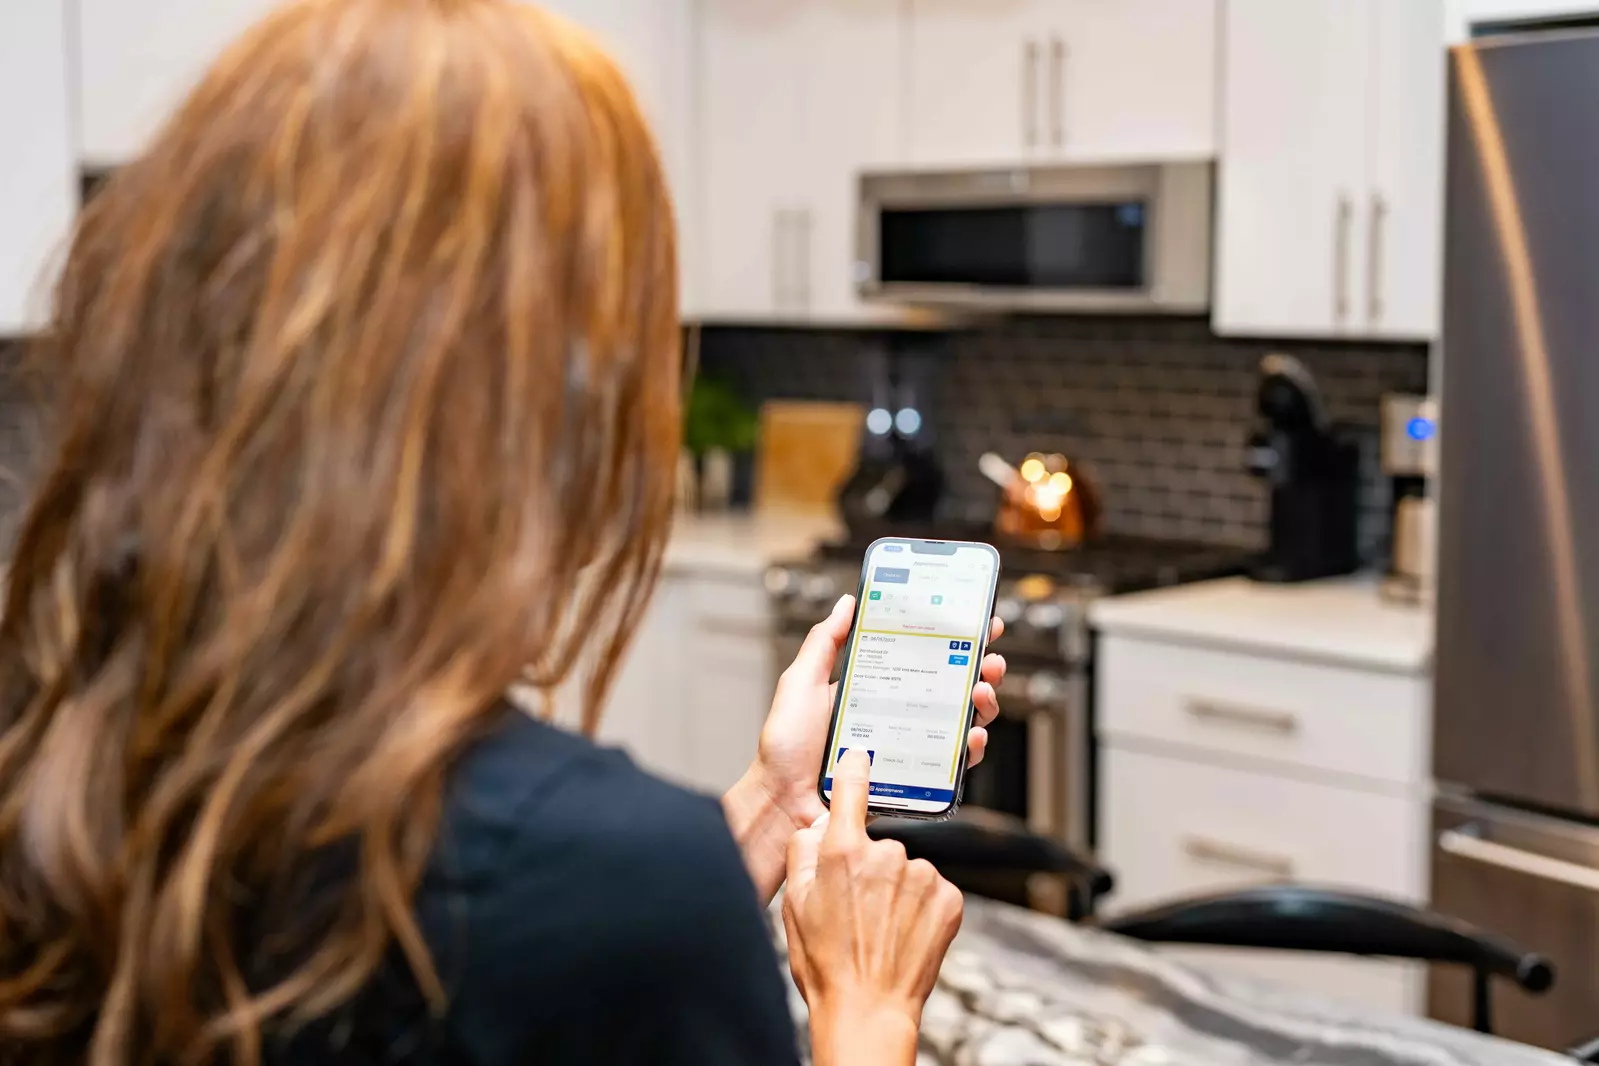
[1088, 576, 1433, 675]
[662, 508, 841, 579]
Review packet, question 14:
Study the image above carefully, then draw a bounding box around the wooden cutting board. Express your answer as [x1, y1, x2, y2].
[754, 401, 864, 512]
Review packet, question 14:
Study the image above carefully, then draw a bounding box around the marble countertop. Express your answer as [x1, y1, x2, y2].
[1088, 576, 1434, 676]
[770, 897, 1564, 1066]
[662, 507, 842, 580]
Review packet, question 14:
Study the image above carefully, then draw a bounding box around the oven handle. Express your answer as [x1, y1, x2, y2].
[1440, 827, 1599, 894]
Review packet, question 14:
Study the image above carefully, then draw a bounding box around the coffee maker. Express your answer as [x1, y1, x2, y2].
[1379, 393, 1438, 605]
[1245, 353, 1361, 583]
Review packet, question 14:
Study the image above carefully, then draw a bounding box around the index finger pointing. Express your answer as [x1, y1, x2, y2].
[826, 748, 872, 843]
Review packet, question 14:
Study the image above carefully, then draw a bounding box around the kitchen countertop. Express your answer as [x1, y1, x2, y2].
[770, 896, 1564, 1066]
[1088, 576, 1433, 675]
[662, 508, 841, 579]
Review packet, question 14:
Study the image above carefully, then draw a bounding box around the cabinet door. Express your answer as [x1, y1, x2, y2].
[76, 0, 281, 164]
[697, 1, 806, 319]
[535, 0, 699, 313]
[1101, 743, 1429, 1016]
[1048, 0, 1219, 161]
[906, 0, 1044, 168]
[793, 0, 906, 320]
[1365, 1, 1447, 340]
[1212, 0, 1372, 338]
[0, 0, 76, 334]
[595, 577, 692, 785]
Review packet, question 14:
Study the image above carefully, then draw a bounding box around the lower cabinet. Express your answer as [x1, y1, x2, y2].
[1100, 741, 1429, 1015]
[596, 569, 773, 795]
[1096, 632, 1433, 1017]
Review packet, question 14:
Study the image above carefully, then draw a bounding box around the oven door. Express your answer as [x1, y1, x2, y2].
[1430, 791, 1599, 1048]
[855, 162, 1212, 314]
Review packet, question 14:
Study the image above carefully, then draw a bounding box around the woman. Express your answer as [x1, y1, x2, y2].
[0, 1, 1007, 1063]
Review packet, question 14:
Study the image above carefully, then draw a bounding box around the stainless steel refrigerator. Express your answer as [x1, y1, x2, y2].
[1432, 27, 1599, 1048]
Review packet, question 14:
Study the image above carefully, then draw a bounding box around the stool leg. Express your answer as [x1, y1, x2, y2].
[1472, 969, 1493, 1034]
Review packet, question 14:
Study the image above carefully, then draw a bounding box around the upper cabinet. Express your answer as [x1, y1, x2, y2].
[906, 0, 1219, 169]
[76, 0, 282, 165]
[1213, 0, 1446, 340]
[0, 1, 76, 334]
[695, 0, 906, 323]
[533, 1, 699, 310]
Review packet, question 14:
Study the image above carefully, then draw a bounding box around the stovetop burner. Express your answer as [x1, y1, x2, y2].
[812, 521, 1251, 595]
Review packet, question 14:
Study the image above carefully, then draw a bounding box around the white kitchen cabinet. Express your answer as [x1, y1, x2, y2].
[906, 0, 1218, 169]
[905, 0, 1043, 168]
[1213, 0, 1447, 340]
[696, 0, 905, 322]
[75, 0, 281, 165]
[535, 1, 700, 311]
[0, 0, 76, 334]
[1092, 580, 1435, 1016]
[594, 568, 773, 794]
[594, 575, 693, 785]
[697, 2, 808, 321]
[1102, 743, 1428, 1016]
[1368, 1, 1448, 340]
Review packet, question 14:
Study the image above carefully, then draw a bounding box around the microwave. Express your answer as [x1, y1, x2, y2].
[855, 161, 1213, 314]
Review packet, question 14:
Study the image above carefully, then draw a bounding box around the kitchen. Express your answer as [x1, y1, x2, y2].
[2, 0, 1598, 1063]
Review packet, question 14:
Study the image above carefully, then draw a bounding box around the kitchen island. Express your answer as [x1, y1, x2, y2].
[769, 896, 1563, 1066]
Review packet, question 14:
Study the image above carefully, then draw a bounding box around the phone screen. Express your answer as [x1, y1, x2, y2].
[819, 539, 1001, 817]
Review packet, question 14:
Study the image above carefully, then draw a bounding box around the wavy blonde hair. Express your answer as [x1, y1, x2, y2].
[0, 1, 679, 1061]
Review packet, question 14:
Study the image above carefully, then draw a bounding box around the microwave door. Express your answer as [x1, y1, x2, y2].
[1430, 793, 1599, 1048]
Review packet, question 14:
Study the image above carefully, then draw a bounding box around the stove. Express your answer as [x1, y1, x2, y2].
[765, 523, 1250, 859]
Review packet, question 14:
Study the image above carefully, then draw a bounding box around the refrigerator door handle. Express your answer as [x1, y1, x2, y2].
[1440, 827, 1599, 893]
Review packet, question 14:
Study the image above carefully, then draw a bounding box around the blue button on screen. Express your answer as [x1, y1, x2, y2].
[873, 566, 911, 584]
[959, 641, 972, 651]
[949, 640, 962, 650]
[948, 654, 969, 666]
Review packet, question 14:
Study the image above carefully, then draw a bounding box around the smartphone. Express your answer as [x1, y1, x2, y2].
[817, 538, 1002, 820]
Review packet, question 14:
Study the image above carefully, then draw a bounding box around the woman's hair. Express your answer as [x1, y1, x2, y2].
[0, 0, 680, 1061]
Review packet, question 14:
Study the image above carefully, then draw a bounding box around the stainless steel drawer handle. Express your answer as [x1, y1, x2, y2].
[1183, 836, 1295, 878]
[1439, 828, 1599, 893]
[1184, 698, 1299, 734]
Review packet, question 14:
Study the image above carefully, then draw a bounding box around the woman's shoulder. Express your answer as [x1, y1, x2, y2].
[432, 705, 753, 922]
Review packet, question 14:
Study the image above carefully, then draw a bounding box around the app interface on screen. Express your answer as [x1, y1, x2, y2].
[822, 542, 998, 814]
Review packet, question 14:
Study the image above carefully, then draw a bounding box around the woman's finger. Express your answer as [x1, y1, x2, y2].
[988, 616, 1004, 643]
[971, 681, 999, 727]
[978, 652, 1005, 690]
[965, 726, 988, 768]
[784, 595, 855, 688]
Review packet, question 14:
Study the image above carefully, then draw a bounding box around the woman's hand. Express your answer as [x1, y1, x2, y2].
[722, 594, 1005, 901]
[783, 749, 964, 1066]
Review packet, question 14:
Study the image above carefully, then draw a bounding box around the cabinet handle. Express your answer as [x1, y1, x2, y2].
[1183, 836, 1295, 879]
[1367, 193, 1388, 325]
[1049, 37, 1066, 148]
[1440, 828, 1599, 894]
[772, 208, 790, 310]
[1334, 194, 1353, 325]
[795, 207, 812, 311]
[1023, 39, 1040, 148]
[1184, 698, 1299, 735]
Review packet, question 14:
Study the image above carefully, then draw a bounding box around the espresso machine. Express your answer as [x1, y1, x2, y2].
[1380, 393, 1438, 605]
[1245, 353, 1361, 583]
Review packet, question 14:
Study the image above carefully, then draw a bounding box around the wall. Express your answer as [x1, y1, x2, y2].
[697, 316, 1429, 559]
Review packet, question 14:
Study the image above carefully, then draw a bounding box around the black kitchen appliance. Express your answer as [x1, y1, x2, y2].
[1245, 353, 1360, 583]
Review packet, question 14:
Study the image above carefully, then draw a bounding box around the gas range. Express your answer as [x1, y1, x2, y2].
[767, 522, 1248, 664]
[764, 523, 1250, 856]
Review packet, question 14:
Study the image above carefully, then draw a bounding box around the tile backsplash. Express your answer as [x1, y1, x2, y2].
[697, 316, 1429, 560]
[0, 340, 42, 555]
[0, 318, 1429, 564]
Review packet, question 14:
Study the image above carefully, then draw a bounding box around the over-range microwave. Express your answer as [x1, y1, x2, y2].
[855, 161, 1213, 314]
